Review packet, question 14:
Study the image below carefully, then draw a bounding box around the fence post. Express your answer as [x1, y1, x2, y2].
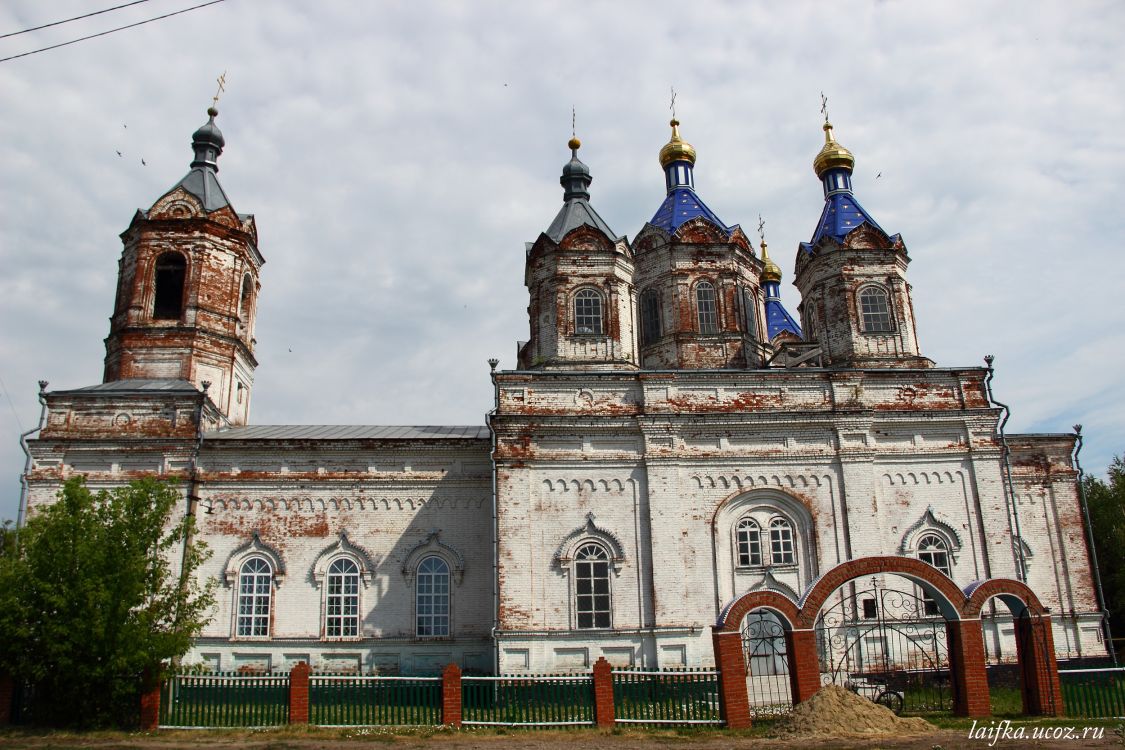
[712, 629, 751, 729]
[289, 661, 311, 724]
[592, 657, 615, 728]
[0, 673, 13, 726]
[786, 629, 822, 704]
[442, 663, 462, 727]
[946, 620, 990, 717]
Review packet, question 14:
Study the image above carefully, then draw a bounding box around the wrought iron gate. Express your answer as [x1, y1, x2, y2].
[814, 579, 952, 713]
[741, 610, 793, 715]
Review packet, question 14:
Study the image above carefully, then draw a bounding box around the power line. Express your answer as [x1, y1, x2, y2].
[0, 0, 155, 40]
[0, 0, 227, 64]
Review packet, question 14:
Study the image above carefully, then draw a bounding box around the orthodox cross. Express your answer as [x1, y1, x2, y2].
[757, 215, 766, 245]
[212, 71, 227, 109]
[572, 105, 576, 139]
[669, 86, 677, 119]
[820, 91, 829, 124]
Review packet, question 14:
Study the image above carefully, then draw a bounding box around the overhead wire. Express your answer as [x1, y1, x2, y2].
[0, 0, 226, 64]
[0, 0, 155, 40]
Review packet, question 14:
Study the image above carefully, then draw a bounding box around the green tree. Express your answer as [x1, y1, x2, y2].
[0, 477, 214, 727]
[0, 518, 14, 558]
[1084, 454, 1125, 647]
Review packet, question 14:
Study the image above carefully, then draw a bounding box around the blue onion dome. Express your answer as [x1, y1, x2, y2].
[813, 121, 854, 178]
[560, 136, 592, 200]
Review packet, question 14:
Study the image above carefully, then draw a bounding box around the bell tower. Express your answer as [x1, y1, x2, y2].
[103, 106, 263, 424]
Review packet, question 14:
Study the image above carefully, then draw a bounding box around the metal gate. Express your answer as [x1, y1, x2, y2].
[741, 610, 793, 715]
[1017, 608, 1057, 716]
[814, 579, 952, 713]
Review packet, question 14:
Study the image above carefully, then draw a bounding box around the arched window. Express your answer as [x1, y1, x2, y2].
[153, 252, 186, 320]
[574, 289, 603, 335]
[237, 557, 272, 637]
[736, 518, 762, 567]
[696, 281, 718, 334]
[325, 558, 360, 637]
[574, 543, 611, 629]
[859, 286, 892, 332]
[768, 518, 796, 565]
[742, 287, 758, 341]
[917, 534, 951, 615]
[640, 289, 661, 345]
[416, 556, 451, 637]
[239, 274, 253, 323]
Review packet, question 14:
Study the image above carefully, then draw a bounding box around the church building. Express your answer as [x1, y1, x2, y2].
[21, 104, 1105, 679]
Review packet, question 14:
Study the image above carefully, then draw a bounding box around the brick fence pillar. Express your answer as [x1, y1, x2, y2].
[288, 661, 311, 724]
[946, 620, 990, 717]
[786, 629, 822, 705]
[0, 674, 13, 726]
[1017, 615, 1064, 716]
[592, 656, 615, 728]
[712, 630, 751, 729]
[442, 663, 462, 727]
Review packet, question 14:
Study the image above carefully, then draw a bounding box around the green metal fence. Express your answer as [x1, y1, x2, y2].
[1060, 668, 1125, 718]
[612, 669, 722, 725]
[310, 674, 441, 725]
[461, 674, 595, 726]
[159, 672, 289, 727]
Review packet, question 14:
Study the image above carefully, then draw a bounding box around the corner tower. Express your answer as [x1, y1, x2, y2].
[103, 107, 263, 423]
[518, 135, 636, 370]
[632, 119, 768, 369]
[793, 120, 930, 369]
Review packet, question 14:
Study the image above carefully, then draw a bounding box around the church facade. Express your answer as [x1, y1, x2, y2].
[22, 106, 1105, 676]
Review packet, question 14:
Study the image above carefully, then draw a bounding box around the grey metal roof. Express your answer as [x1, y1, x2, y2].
[204, 425, 490, 441]
[164, 167, 233, 213]
[545, 199, 617, 243]
[57, 378, 199, 394]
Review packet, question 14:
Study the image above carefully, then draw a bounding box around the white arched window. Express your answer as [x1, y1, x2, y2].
[859, 286, 892, 332]
[574, 288, 603, 334]
[696, 281, 718, 333]
[736, 518, 763, 567]
[325, 558, 360, 637]
[417, 556, 451, 637]
[575, 543, 611, 629]
[917, 534, 951, 615]
[768, 518, 796, 565]
[237, 557, 272, 637]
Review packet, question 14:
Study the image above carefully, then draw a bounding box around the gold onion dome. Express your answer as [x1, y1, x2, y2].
[659, 118, 697, 168]
[760, 241, 782, 283]
[568, 136, 581, 150]
[813, 121, 854, 178]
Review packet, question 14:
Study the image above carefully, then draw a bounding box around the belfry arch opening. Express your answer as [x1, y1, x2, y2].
[152, 252, 187, 320]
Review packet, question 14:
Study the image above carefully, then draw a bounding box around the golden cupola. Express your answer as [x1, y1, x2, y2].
[659, 118, 697, 168]
[760, 240, 782, 283]
[813, 121, 855, 178]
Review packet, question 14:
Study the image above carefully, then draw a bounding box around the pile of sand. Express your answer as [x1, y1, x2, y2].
[774, 685, 937, 738]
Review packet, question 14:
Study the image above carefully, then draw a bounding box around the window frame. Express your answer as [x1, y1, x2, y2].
[695, 280, 719, 334]
[916, 533, 952, 616]
[768, 517, 797, 566]
[236, 556, 273, 639]
[416, 555, 452, 638]
[573, 287, 604, 335]
[640, 288, 661, 346]
[735, 517, 763, 568]
[324, 557, 361, 639]
[152, 251, 188, 321]
[573, 542, 612, 630]
[858, 285, 893, 333]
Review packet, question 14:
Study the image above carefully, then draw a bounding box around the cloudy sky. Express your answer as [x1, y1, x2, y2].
[1, 1, 1122, 522]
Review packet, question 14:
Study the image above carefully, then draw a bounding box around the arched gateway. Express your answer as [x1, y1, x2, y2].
[711, 557, 1063, 728]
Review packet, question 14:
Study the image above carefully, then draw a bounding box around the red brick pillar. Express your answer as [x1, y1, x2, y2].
[0, 674, 14, 726]
[946, 620, 990, 717]
[712, 630, 751, 729]
[1016, 616, 1064, 716]
[288, 661, 311, 724]
[441, 663, 462, 727]
[592, 656, 615, 728]
[786, 629, 822, 705]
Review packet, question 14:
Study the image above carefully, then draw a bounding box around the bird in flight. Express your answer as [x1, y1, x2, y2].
[876, 172, 882, 179]
[115, 150, 122, 157]
[141, 158, 146, 166]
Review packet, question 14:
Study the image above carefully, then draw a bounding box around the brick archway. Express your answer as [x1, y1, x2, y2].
[712, 590, 801, 729]
[964, 579, 1062, 716]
